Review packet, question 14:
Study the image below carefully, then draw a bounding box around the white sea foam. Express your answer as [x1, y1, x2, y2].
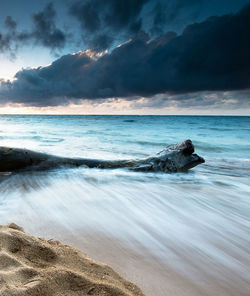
[0, 115, 249, 294]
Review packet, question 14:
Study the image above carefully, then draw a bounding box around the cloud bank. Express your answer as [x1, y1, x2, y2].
[0, 4, 249, 107]
[68, 0, 208, 51]
[0, 0, 227, 55]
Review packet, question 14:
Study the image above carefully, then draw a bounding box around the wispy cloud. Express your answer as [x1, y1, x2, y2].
[0, 2, 67, 57]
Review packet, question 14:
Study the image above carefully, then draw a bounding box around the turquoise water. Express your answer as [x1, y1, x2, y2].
[0, 115, 249, 295]
[0, 115, 249, 159]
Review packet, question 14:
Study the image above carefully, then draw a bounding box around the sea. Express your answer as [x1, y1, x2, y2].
[0, 115, 249, 295]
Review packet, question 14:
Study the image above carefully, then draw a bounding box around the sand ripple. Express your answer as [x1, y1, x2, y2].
[0, 223, 145, 296]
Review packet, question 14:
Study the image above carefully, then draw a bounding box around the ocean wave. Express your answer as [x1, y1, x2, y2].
[123, 119, 136, 122]
[0, 135, 64, 143]
[124, 140, 168, 147]
[195, 144, 226, 152]
[195, 143, 250, 153]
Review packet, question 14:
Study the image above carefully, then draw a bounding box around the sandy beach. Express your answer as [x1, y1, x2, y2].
[31, 224, 250, 296]
[0, 223, 145, 296]
[2, 222, 249, 296]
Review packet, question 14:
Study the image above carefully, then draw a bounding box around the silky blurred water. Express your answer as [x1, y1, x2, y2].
[0, 115, 249, 295]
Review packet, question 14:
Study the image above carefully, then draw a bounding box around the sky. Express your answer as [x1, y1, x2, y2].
[0, 0, 249, 115]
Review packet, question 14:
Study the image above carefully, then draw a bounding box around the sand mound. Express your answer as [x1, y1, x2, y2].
[0, 223, 145, 296]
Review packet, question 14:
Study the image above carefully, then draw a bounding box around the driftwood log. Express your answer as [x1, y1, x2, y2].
[0, 139, 204, 173]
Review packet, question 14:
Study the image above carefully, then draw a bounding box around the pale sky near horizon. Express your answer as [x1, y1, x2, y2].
[0, 0, 249, 115]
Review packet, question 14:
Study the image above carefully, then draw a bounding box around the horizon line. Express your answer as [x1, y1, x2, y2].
[0, 113, 249, 116]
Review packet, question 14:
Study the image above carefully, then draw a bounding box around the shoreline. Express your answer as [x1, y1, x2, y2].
[9, 222, 249, 296]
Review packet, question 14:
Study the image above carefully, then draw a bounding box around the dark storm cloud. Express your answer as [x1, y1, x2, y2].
[151, 0, 201, 34]
[0, 2, 67, 54]
[0, 4, 250, 107]
[17, 2, 67, 50]
[68, 0, 203, 50]
[69, 0, 149, 50]
[30, 2, 67, 49]
[5, 16, 17, 31]
[68, 0, 250, 53]
[0, 33, 11, 52]
[0, 0, 249, 54]
[0, 17, 17, 57]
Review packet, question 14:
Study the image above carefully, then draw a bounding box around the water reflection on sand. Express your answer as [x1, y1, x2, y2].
[0, 167, 249, 296]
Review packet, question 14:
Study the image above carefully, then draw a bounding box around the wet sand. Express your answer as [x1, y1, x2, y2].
[0, 167, 249, 296]
[18, 223, 250, 296]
